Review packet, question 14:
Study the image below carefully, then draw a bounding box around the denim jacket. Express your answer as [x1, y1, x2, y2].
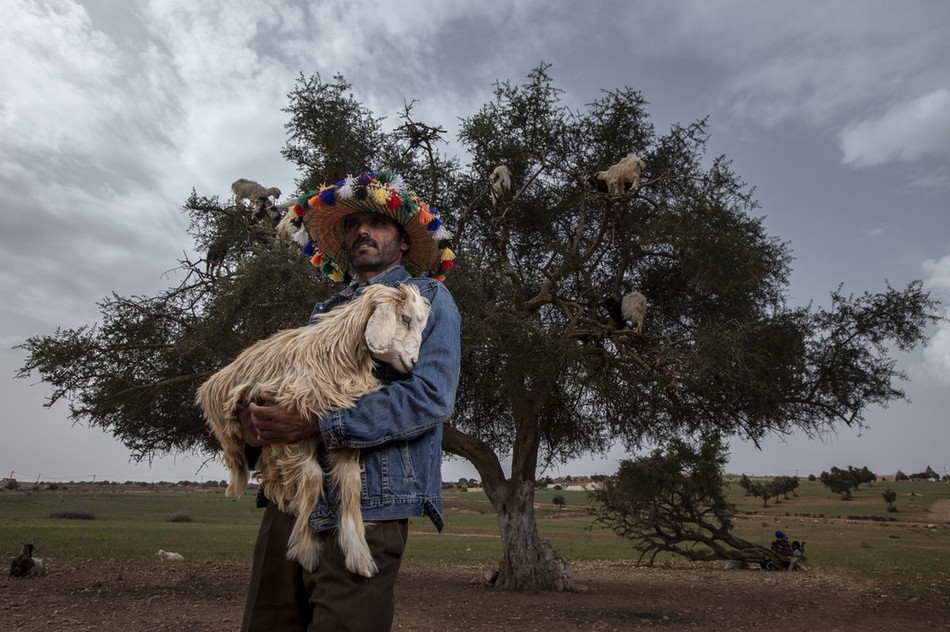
[306, 265, 461, 533]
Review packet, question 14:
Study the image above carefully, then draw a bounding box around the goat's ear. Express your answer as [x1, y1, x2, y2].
[365, 300, 399, 354]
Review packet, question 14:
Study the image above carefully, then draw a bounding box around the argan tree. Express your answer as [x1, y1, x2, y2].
[820, 467, 858, 499]
[591, 438, 789, 568]
[439, 64, 938, 590]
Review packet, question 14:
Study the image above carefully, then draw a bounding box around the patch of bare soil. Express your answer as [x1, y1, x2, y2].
[2, 558, 948, 631]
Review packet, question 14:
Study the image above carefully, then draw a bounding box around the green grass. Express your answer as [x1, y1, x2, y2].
[0, 487, 262, 563]
[2, 480, 947, 598]
[725, 477, 948, 523]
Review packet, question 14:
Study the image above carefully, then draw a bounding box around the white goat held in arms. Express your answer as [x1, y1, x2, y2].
[196, 283, 431, 577]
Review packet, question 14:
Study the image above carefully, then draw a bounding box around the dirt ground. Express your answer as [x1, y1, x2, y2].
[2, 556, 948, 632]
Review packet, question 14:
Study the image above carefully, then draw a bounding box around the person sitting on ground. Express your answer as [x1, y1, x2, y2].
[771, 530, 802, 571]
[790, 540, 808, 570]
[771, 530, 793, 556]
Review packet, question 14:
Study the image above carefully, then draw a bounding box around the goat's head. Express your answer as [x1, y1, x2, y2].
[587, 172, 609, 193]
[362, 283, 431, 374]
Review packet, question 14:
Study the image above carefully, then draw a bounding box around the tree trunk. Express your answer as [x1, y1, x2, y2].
[442, 425, 576, 591]
[492, 478, 574, 591]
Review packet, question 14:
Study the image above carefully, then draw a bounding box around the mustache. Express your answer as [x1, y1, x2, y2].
[350, 236, 378, 250]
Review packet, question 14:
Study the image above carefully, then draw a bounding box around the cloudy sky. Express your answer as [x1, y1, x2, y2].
[2, 0, 948, 484]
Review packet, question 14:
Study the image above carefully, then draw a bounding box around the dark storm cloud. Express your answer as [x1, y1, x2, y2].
[1, 0, 947, 482]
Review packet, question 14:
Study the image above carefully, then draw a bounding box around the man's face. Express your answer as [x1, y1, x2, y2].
[342, 212, 409, 278]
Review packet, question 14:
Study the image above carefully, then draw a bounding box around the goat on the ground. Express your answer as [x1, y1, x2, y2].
[9, 543, 46, 577]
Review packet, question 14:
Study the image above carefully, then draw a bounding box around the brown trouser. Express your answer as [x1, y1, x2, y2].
[241, 503, 408, 632]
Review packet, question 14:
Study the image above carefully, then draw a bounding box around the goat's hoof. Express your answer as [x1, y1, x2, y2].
[349, 560, 379, 578]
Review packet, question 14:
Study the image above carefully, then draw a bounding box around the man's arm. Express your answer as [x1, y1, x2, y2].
[240, 393, 323, 461]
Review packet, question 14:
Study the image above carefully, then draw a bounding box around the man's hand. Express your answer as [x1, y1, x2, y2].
[240, 392, 323, 445]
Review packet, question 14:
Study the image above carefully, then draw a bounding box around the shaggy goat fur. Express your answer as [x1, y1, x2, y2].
[9, 543, 45, 578]
[231, 178, 281, 207]
[592, 153, 647, 195]
[621, 291, 648, 332]
[205, 237, 229, 276]
[196, 283, 431, 577]
[231, 178, 283, 227]
[156, 549, 184, 561]
[489, 165, 512, 209]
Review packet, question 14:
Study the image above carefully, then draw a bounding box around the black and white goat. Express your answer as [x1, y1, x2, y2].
[232, 178, 283, 224]
[9, 543, 46, 578]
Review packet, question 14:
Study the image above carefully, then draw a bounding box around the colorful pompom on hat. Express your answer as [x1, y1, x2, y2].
[289, 170, 454, 282]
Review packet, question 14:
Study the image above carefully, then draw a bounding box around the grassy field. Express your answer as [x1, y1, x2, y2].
[2, 479, 948, 596]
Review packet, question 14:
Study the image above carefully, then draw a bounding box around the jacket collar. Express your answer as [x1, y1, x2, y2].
[363, 265, 412, 288]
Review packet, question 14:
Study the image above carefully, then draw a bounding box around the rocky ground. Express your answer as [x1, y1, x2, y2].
[2, 556, 948, 631]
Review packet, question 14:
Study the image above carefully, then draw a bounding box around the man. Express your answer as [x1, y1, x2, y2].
[771, 530, 793, 557]
[239, 171, 461, 631]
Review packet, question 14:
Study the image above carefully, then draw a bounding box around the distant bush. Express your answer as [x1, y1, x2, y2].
[50, 510, 95, 520]
[167, 511, 193, 523]
[846, 515, 896, 522]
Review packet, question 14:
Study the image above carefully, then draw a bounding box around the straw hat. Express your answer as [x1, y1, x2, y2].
[288, 171, 454, 282]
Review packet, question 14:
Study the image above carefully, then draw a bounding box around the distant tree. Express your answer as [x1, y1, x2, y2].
[748, 482, 774, 507]
[807, 474, 817, 481]
[592, 439, 790, 568]
[882, 488, 898, 512]
[552, 495, 566, 511]
[851, 465, 876, 489]
[772, 475, 800, 499]
[910, 466, 938, 481]
[738, 474, 753, 495]
[819, 467, 856, 500]
[895, 470, 909, 481]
